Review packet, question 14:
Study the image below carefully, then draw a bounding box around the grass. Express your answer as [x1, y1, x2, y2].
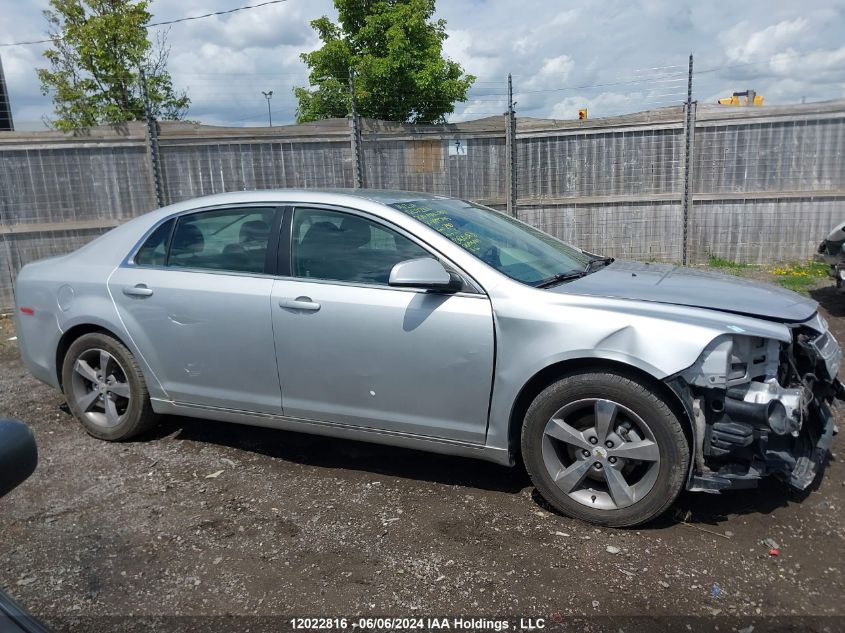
[707, 255, 752, 271]
[706, 255, 829, 293]
[766, 260, 829, 292]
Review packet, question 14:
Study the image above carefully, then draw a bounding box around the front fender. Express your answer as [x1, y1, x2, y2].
[484, 290, 794, 454]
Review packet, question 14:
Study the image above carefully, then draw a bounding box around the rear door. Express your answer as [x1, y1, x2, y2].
[108, 205, 283, 414]
[270, 205, 495, 443]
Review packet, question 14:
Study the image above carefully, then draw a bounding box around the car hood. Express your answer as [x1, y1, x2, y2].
[549, 260, 817, 323]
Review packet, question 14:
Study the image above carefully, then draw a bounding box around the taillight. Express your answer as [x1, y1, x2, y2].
[19, 307, 34, 316]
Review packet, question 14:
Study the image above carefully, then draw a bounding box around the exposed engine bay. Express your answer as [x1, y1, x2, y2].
[670, 313, 842, 492]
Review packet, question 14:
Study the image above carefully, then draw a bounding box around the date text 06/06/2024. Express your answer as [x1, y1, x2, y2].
[289, 617, 547, 630]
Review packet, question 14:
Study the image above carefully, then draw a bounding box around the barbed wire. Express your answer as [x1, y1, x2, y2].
[0, 0, 292, 48]
[2, 45, 842, 308]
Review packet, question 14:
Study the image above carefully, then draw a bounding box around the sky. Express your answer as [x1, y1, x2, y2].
[1, 0, 844, 129]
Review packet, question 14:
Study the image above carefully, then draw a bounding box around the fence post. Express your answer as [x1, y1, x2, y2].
[140, 69, 164, 208]
[0, 229, 15, 307]
[681, 53, 696, 265]
[348, 71, 364, 189]
[505, 73, 518, 217]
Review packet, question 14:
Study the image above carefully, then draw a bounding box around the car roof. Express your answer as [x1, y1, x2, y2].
[309, 188, 449, 204]
[164, 188, 451, 210]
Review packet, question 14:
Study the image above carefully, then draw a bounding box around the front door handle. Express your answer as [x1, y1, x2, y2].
[278, 296, 321, 312]
[123, 284, 153, 297]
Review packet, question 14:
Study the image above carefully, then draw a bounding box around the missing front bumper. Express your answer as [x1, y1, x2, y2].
[781, 401, 835, 491]
[689, 398, 838, 493]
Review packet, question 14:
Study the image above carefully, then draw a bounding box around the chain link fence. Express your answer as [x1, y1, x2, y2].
[1, 94, 844, 308]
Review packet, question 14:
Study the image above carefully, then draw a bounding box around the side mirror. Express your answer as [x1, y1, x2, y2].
[0, 419, 38, 499]
[389, 257, 463, 292]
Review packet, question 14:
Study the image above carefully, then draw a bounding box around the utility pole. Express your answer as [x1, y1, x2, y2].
[140, 68, 164, 208]
[505, 73, 518, 217]
[262, 90, 273, 127]
[681, 53, 696, 266]
[0, 54, 13, 131]
[0, 54, 13, 302]
[348, 71, 364, 189]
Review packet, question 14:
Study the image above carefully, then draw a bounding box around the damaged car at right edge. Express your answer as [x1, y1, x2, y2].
[522, 258, 843, 527]
[672, 302, 841, 494]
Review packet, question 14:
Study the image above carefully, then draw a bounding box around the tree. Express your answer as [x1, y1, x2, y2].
[295, 0, 474, 124]
[37, 0, 189, 131]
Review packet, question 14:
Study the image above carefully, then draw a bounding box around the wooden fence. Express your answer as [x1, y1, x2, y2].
[1, 100, 843, 308]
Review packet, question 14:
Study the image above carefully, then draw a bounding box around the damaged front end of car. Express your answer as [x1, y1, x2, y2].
[815, 221, 845, 293]
[668, 314, 842, 493]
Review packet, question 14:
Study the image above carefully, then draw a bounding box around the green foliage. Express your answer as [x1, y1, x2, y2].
[295, 0, 475, 124]
[768, 261, 828, 293]
[706, 255, 830, 293]
[707, 255, 751, 271]
[37, 0, 189, 131]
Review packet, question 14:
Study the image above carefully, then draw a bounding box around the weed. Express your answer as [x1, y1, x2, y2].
[707, 255, 751, 271]
[767, 261, 828, 293]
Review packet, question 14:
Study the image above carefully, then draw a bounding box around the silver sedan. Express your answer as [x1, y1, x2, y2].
[15, 190, 842, 526]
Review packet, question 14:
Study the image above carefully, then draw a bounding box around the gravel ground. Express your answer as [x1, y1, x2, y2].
[0, 273, 843, 632]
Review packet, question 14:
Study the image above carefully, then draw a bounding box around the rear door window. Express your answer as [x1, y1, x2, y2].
[167, 207, 276, 274]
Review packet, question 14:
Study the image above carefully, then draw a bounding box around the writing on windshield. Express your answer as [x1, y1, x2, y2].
[392, 199, 591, 286]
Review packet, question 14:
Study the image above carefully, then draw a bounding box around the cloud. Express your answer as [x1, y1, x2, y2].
[549, 91, 672, 120]
[551, 9, 579, 27]
[719, 18, 809, 63]
[514, 55, 577, 109]
[2, 0, 845, 128]
[151, 0, 334, 125]
[769, 47, 845, 80]
[537, 55, 575, 82]
[443, 29, 507, 82]
[177, 1, 313, 50]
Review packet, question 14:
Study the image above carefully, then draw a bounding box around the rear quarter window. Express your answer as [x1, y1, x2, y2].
[134, 219, 174, 266]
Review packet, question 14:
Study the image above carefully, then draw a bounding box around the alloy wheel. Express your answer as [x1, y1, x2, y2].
[69, 348, 132, 428]
[541, 398, 661, 510]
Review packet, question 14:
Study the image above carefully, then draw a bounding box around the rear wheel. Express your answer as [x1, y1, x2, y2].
[521, 371, 689, 527]
[61, 332, 158, 441]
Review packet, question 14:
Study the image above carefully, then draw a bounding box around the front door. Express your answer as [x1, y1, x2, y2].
[271, 206, 495, 443]
[108, 206, 283, 414]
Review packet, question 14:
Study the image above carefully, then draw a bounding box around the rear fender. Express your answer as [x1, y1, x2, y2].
[57, 289, 168, 401]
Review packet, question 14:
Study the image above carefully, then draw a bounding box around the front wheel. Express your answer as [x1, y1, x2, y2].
[521, 371, 689, 527]
[61, 332, 158, 441]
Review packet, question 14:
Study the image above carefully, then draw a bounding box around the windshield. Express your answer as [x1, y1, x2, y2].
[391, 198, 593, 286]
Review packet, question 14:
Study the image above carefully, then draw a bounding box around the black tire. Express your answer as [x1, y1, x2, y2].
[61, 332, 158, 441]
[521, 370, 689, 527]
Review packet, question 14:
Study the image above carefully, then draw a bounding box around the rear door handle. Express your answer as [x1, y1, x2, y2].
[278, 296, 321, 312]
[122, 284, 153, 297]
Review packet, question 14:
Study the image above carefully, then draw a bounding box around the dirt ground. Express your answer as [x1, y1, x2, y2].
[0, 272, 843, 633]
